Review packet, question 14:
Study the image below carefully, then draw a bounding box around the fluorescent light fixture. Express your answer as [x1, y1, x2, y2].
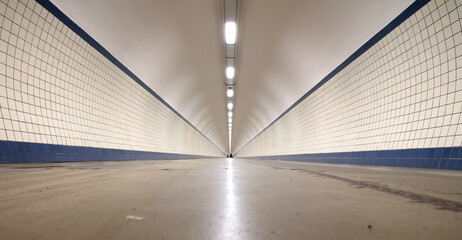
[227, 88, 234, 98]
[226, 67, 235, 79]
[227, 102, 233, 110]
[228, 111, 233, 117]
[225, 22, 237, 44]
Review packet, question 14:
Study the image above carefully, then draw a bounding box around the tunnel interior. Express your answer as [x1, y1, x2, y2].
[0, 0, 462, 239]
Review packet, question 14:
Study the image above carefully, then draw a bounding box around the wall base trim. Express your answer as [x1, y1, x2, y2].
[243, 147, 462, 170]
[0, 141, 216, 163]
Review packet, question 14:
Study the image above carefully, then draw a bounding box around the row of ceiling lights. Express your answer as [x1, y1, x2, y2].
[223, 0, 238, 154]
[226, 22, 235, 152]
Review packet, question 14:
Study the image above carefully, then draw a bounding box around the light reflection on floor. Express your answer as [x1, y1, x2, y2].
[220, 157, 240, 238]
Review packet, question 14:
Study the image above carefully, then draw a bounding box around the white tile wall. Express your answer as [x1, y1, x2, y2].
[238, 0, 462, 157]
[0, 0, 223, 157]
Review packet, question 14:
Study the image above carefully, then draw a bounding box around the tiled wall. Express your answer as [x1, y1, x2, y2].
[0, 0, 223, 162]
[237, 0, 462, 169]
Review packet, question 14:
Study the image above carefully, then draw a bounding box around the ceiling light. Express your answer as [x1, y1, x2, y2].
[227, 88, 234, 98]
[228, 118, 233, 123]
[228, 111, 233, 117]
[227, 102, 233, 110]
[226, 67, 235, 79]
[225, 22, 237, 44]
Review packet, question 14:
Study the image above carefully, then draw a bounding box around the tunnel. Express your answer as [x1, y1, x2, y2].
[1, 0, 462, 239]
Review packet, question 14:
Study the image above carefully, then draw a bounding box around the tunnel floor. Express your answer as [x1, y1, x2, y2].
[0, 158, 461, 240]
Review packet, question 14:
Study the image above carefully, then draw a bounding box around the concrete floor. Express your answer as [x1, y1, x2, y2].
[0, 158, 461, 240]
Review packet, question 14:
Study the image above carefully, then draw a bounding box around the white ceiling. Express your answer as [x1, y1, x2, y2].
[232, 0, 413, 152]
[51, 0, 414, 153]
[51, 0, 228, 152]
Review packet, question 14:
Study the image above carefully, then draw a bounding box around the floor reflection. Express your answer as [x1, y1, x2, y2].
[220, 158, 240, 238]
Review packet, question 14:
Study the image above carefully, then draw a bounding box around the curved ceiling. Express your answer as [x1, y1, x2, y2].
[51, 0, 228, 152]
[232, 0, 413, 152]
[51, 0, 414, 153]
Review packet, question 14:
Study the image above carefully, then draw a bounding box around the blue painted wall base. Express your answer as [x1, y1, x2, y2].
[0, 141, 215, 163]
[246, 147, 462, 170]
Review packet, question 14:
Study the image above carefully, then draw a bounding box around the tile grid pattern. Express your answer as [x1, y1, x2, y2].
[0, 0, 223, 161]
[237, 0, 462, 167]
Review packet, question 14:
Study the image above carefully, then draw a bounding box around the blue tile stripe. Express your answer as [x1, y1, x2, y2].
[245, 147, 462, 170]
[35, 0, 224, 155]
[235, 0, 430, 155]
[0, 140, 217, 163]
